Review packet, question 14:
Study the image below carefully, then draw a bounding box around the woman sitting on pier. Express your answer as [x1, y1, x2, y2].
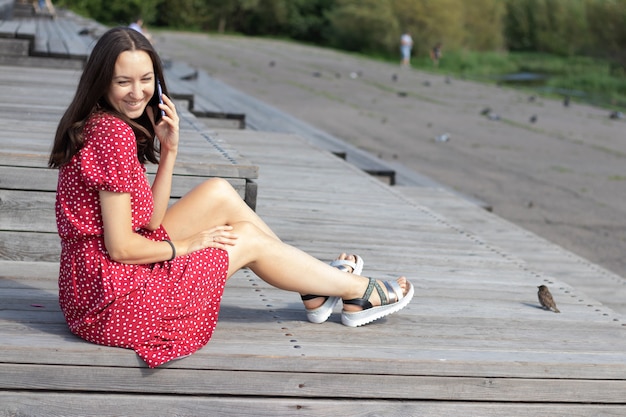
[48, 27, 413, 368]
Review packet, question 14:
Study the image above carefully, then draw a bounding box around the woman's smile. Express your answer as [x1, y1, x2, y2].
[107, 50, 155, 119]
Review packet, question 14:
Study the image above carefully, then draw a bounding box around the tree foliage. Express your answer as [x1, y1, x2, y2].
[325, 0, 398, 53]
[504, 0, 589, 56]
[55, 0, 626, 69]
[586, 0, 626, 71]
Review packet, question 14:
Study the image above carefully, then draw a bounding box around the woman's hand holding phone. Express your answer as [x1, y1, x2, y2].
[154, 78, 166, 124]
[152, 78, 179, 153]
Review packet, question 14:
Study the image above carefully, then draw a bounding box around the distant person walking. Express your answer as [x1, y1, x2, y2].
[129, 16, 153, 43]
[430, 43, 442, 68]
[33, 0, 55, 16]
[400, 32, 413, 67]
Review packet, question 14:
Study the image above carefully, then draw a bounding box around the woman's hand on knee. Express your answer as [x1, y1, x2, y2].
[186, 225, 238, 254]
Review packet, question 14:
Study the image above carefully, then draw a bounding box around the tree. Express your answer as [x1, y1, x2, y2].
[586, 0, 626, 71]
[503, 0, 590, 56]
[57, 0, 161, 26]
[462, 0, 505, 51]
[326, 0, 399, 53]
[533, 0, 588, 56]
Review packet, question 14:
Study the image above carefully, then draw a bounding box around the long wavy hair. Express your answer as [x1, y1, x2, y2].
[49, 27, 168, 168]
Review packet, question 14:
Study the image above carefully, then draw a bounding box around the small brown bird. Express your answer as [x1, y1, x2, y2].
[537, 285, 560, 313]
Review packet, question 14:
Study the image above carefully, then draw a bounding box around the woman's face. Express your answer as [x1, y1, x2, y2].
[107, 50, 155, 120]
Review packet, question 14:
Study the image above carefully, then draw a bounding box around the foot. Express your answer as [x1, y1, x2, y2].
[341, 276, 413, 327]
[301, 253, 363, 324]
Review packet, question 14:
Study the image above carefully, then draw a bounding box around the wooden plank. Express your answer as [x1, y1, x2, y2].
[0, 231, 59, 261]
[0, 298, 623, 359]
[16, 19, 37, 39]
[0, 166, 247, 199]
[0, 36, 28, 56]
[1, 363, 625, 404]
[0, 20, 19, 37]
[52, 17, 88, 59]
[0, 151, 48, 167]
[0, 165, 57, 189]
[32, 17, 48, 56]
[4, 393, 625, 417]
[0, 189, 56, 232]
[0, 53, 83, 69]
[0, 64, 80, 86]
[0, 260, 58, 280]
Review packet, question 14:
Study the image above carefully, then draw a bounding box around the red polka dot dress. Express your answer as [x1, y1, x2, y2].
[55, 112, 229, 368]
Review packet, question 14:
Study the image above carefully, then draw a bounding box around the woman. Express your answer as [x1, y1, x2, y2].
[48, 27, 413, 368]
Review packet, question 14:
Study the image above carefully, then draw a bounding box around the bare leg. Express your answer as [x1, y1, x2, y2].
[163, 178, 410, 311]
[224, 220, 409, 310]
[163, 178, 279, 241]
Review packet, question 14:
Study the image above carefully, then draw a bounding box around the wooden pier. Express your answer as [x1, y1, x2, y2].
[1, 13, 626, 417]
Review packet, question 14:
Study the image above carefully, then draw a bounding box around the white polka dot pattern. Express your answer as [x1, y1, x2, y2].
[55, 112, 229, 368]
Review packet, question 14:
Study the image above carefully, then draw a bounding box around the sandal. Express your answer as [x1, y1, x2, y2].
[301, 254, 364, 324]
[341, 277, 414, 327]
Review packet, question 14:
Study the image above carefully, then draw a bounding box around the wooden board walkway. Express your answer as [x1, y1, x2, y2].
[1, 66, 626, 415]
[0, 8, 106, 68]
[396, 186, 626, 314]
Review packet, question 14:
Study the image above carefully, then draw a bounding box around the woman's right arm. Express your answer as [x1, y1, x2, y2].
[100, 190, 237, 264]
[100, 190, 178, 264]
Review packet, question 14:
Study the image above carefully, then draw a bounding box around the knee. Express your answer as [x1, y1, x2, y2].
[199, 178, 238, 200]
[232, 220, 260, 237]
[203, 177, 233, 192]
[232, 221, 271, 246]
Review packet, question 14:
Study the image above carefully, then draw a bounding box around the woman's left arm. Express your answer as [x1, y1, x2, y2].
[146, 93, 179, 230]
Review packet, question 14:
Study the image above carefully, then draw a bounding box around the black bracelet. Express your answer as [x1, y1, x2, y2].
[164, 239, 176, 261]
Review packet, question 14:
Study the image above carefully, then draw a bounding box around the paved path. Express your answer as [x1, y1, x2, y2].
[155, 31, 626, 287]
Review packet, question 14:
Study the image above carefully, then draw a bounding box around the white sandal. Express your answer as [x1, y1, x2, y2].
[341, 278, 414, 327]
[302, 254, 364, 323]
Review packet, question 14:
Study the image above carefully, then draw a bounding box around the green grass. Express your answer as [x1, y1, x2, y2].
[406, 50, 626, 109]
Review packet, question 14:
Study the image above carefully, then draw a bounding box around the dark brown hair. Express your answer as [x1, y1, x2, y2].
[48, 27, 168, 168]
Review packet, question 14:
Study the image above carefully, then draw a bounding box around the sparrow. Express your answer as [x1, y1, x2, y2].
[537, 285, 560, 313]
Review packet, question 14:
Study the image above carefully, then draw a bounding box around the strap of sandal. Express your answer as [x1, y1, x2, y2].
[344, 277, 391, 309]
[300, 294, 328, 301]
[343, 278, 402, 309]
[383, 281, 400, 304]
[330, 259, 357, 273]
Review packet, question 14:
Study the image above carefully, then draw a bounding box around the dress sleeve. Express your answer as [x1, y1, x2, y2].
[80, 115, 140, 193]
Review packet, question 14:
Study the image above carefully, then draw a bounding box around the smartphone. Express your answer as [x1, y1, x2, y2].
[153, 77, 165, 123]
